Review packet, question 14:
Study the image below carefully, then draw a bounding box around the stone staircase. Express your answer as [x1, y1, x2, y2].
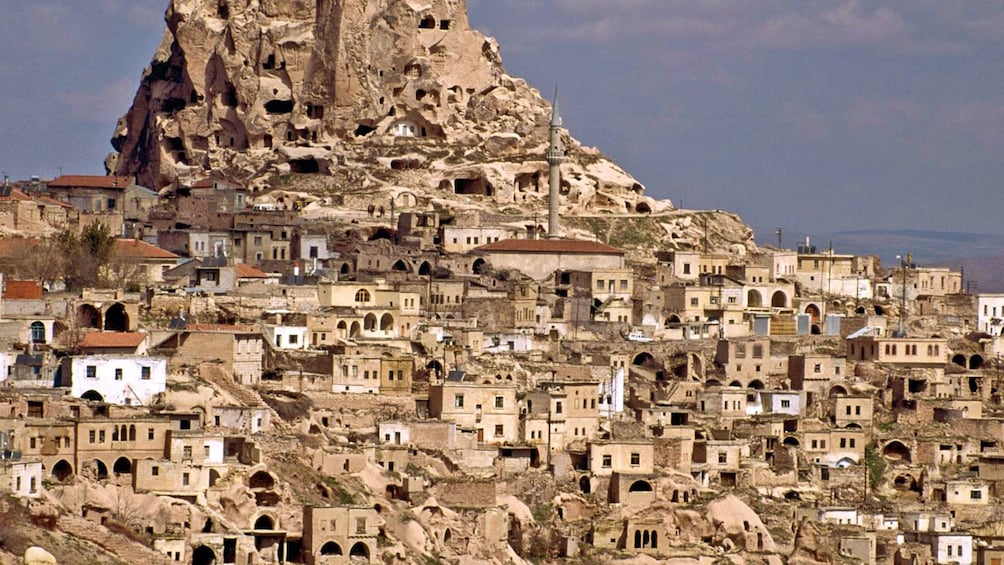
[58, 513, 175, 565]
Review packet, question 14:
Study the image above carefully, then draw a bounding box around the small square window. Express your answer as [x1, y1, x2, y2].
[630, 452, 640, 466]
[115, 368, 123, 381]
[141, 367, 151, 380]
[152, 466, 159, 476]
[86, 365, 96, 379]
[601, 454, 612, 468]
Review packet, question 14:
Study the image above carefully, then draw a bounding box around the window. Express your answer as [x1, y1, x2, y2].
[780, 400, 790, 408]
[846, 406, 852, 415]
[971, 490, 983, 499]
[596, 280, 605, 290]
[356, 518, 366, 535]
[454, 395, 464, 408]
[288, 334, 298, 345]
[718, 452, 728, 464]
[98, 430, 105, 442]
[602, 454, 612, 468]
[152, 466, 159, 476]
[141, 367, 151, 380]
[115, 368, 123, 381]
[30, 322, 45, 344]
[555, 401, 563, 414]
[620, 279, 628, 290]
[630, 452, 640, 466]
[148, 428, 155, 440]
[494, 424, 504, 437]
[840, 438, 847, 448]
[89, 430, 95, 443]
[86, 365, 96, 379]
[690, 297, 699, 306]
[813, 364, 822, 373]
[182, 473, 190, 486]
[355, 289, 371, 303]
[254, 236, 263, 245]
[494, 396, 504, 409]
[29, 438, 36, 449]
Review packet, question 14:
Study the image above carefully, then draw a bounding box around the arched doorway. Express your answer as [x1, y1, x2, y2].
[113, 457, 132, 475]
[91, 460, 108, 480]
[320, 541, 342, 556]
[104, 303, 129, 332]
[883, 441, 912, 462]
[628, 480, 653, 492]
[30, 321, 45, 344]
[805, 304, 821, 324]
[391, 260, 409, 272]
[579, 475, 591, 494]
[380, 313, 394, 332]
[632, 352, 656, 366]
[81, 390, 104, 402]
[78, 304, 101, 328]
[192, 545, 216, 565]
[349, 542, 370, 560]
[418, 261, 431, 276]
[249, 470, 275, 490]
[52, 460, 73, 481]
[253, 514, 275, 530]
[747, 290, 763, 308]
[970, 355, 984, 369]
[472, 258, 487, 275]
[349, 321, 361, 338]
[363, 313, 377, 331]
[771, 291, 788, 308]
[426, 360, 443, 379]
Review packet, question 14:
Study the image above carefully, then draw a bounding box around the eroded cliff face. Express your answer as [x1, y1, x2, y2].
[110, 0, 665, 217]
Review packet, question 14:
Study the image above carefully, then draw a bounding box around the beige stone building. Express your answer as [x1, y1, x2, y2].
[428, 378, 519, 445]
[302, 506, 381, 564]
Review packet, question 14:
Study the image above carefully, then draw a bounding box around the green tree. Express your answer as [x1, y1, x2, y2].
[59, 221, 114, 289]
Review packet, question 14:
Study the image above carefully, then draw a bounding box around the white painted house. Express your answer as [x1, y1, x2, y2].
[64, 355, 167, 405]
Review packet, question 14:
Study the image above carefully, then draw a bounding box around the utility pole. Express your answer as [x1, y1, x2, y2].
[775, 227, 782, 250]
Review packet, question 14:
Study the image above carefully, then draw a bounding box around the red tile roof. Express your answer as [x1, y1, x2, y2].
[49, 175, 133, 190]
[477, 238, 625, 255]
[113, 239, 179, 260]
[186, 323, 248, 332]
[235, 263, 269, 278]
[4, 280, 43, 300]
[79, 332, 147, 349]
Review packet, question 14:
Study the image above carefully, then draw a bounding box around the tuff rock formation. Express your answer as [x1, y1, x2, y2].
[111, 0, 660, 215]
[111, 0, 760, 255]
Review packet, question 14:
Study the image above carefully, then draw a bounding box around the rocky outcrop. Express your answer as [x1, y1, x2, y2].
[110, 0, 665, 220]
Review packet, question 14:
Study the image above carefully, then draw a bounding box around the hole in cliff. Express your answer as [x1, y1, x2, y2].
[440, 19, 451, 30]
[289, 159, 320, 174]
[636, 201, 652, 214]
[263, 53, 275, 70]
[454, 178, 493, 196]
[416, 89, 427, 101]
[306, 104, 324, 119]
[161, 98, 187, 114]
[222, 91, 238, 107]
[265, 100, 294, 114]
[354, 123, 376, 137]
[217, 1, 229, 18]
[419, 15, 435, 29]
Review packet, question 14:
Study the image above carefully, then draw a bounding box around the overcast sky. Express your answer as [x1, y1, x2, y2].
[2, 1, 1003, 240]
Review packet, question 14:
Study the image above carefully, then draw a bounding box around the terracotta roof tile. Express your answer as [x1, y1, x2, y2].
[113, 239, 179, 260]
[477, 238, 625, 255]
[49, 175, 133, 190]
[235, 263, 268, 278]
[4, 281, 43, 300]
[186, 323, 248, 332]
[79, 332, 147, 348]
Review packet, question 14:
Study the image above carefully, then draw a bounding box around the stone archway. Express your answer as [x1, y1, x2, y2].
[747, 290, 763, 308]
[104, 302, 129, 332]
[192, 545, 217, 565]
[771, 290, 788, 308]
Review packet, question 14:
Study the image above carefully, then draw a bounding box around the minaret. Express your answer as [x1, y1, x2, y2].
[546, 88, 565, 239]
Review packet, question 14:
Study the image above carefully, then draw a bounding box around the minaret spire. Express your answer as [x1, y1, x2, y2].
[547, 86, 565, 239]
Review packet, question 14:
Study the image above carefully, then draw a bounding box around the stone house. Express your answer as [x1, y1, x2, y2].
[474, 239, 627, 281]
[587, 440, 654, 477]
[152, 325, 264, 385]
[656, 250, 700, 283]
[428, 378, 519, 445]
[62, 354, 167, 406]
[0, 456, 43, 498]
[715, 338, 775, 388]
[70, 415, 172, 482]
[846, 334, 946, 367]
[302, 506, 382, 564]
[977, 294, 1004, 336]
[788, 354, 849, 398]
[109, 238, 179, 284]
[833, 395, 874, 429]
[698, 387, 748, 418]
[0, 187, 75, 233]
[47, 175, 133, 214]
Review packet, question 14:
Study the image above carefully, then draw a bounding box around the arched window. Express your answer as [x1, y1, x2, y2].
[355, 289, 371, 303]
[30, 322, 45, 344]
